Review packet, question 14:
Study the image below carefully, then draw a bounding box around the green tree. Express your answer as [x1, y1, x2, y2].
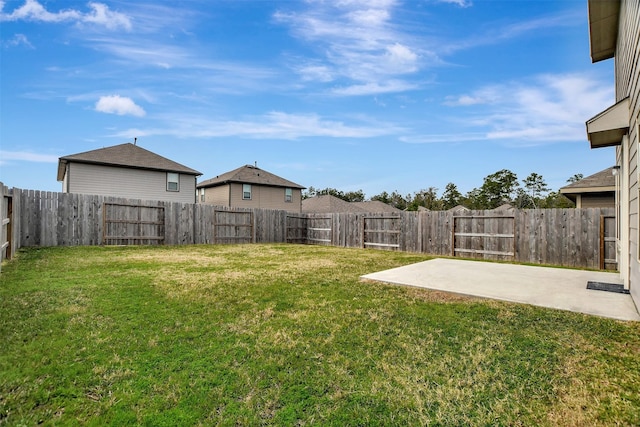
[408, 187, 441, 211]
[371, 191, 391, 205]
[567, 173, 584, 183]
[390, 191, 410, 210]
[463, 187, 484, 210]
[441, 182, 462, 210]
[478, 169, 519, 209]
[540, 191, 575, 208]
[521, 172, 550, 209]
[303, 187, 364, 202]
[342, 190, 365, 202]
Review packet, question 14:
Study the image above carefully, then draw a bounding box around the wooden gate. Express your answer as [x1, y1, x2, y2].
[286, 215, 332, 245]
[214, 210, 254, 244]
[452, 214, 515, 260]
[307, 216, 332, 245]
[103, 203, 165, 245]
[286, 215, 307, 244]
[363, 215, 400, 251]
[600, 215, 617, 270]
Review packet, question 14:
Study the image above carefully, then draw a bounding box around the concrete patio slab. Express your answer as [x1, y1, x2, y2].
[361, 258, 640, 321]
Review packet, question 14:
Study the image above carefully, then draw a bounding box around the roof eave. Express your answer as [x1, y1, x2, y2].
[198, 179, 305, 190]
[60, 158, 201, 176]
[588, 0, 620, 63]
[586, 97, 630, 148]
[560, 186, 615, 195]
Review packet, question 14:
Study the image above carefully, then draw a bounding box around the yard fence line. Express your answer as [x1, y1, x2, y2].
[0, 184, 616, 271]
[0, 183, 18, 272]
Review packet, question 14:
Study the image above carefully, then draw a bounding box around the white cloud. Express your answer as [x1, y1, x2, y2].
[274, 1, 427, 94]
[444, 87, 502, 106]
[407, 73, 614, 145]
[0, 150, 59, 164]
[0, 0, 131, 30]
[95, 95, 146, 117]
[3, 33, 33, 48]
[442, 10, 580, 55]
[296, 63, 334, 82]
[0, 0, 80, 22]
[331, 80, 418, 96]
[437, 0, 472, 8]
[110, 111, 403, 140]
[82, 2, 132, 30]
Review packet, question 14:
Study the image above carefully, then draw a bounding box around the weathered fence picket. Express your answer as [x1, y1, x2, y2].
[0, 183, 616, 271]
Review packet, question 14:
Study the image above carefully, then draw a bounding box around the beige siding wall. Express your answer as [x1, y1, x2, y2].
[228, 183, 302, 212]
[203, 185, 230, 206]
[615, 0, 640, 302]
[579, 194, 615, 208]
[66, 163, 196, 203]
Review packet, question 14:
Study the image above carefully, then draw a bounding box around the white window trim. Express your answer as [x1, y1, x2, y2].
[167, 172, 180, 192]
[243, 184, 252, 200]
[285, 188, 292, 203]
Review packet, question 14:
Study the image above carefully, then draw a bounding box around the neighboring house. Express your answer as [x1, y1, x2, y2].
[197, 165, 305, 213]
[559, 167, 616, 208]
[351, 200, 403, 214]
[448, 205, 470, 214]
[586, 0, 639, 302]
[57, 143, 202, 203]
[302, 195, 363, 214]
[302, 195, 401, 214]
[493, 203, 515, 212]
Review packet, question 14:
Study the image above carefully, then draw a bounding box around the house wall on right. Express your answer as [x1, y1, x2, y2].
[615, 0, 639, 303]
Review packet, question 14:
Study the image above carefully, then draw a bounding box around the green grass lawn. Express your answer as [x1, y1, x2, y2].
[1, 244, 639, 426]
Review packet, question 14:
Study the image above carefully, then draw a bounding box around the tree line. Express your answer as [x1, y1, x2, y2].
[303, 170, 584, 211]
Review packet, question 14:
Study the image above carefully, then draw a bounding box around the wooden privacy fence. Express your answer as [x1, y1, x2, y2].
[363, 215, 401, 250]
[4, 185, 617, 271]
[214, 210, 253, 244]
[0, 183, 17, 272]
[103, 202, 165, 245]
[452, 214, 515, 260]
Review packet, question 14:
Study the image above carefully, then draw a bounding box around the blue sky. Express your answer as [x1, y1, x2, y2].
[0, 0, 616, 198]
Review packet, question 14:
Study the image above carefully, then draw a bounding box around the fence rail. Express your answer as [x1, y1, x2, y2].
[0, 183, 617, 271]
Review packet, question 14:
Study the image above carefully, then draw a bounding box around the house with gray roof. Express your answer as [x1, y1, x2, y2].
[57, 143, 202, 203]
[197, 165, 305, 212]
[559, 167, 615, 208]
[302, 195, 401, 214]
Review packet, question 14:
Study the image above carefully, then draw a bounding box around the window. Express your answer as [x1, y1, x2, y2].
[167, 173, 179, 191]
[200, 188, 205, 202]
[285, 188, 292, 203]
[243, 184, 252, 200]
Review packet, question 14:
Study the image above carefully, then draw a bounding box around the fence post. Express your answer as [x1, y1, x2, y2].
[0, 183, 11, 271]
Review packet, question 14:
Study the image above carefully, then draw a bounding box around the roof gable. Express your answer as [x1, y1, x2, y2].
[198, 165, 305, 189]
[57, 143, 202, 181]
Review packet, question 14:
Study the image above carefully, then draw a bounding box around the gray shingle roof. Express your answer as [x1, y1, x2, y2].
[302, 195, 363, 213]
[302, 195, 401, 214]
[351, 200, 402, 213]
[57, 143, 202, 181]
[560, 167, 615, 193]
[197, 165, 305, 189]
